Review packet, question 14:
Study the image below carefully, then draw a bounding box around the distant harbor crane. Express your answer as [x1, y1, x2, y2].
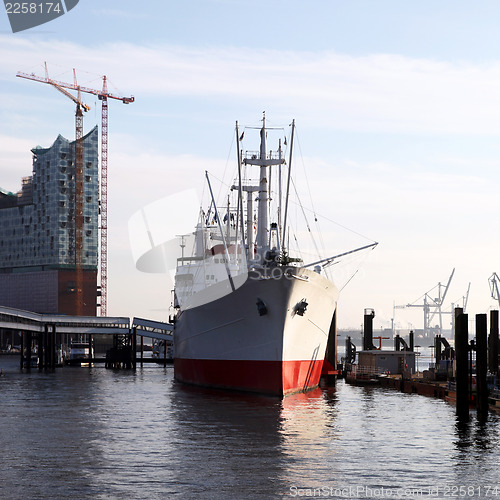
[394, 269, 455, 337]
[489, 272, 500, 308]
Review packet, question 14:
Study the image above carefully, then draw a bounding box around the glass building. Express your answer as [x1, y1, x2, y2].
[0, 126, 99, 315]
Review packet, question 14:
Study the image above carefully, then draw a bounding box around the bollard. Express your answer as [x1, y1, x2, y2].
[394, 334, 400, 351]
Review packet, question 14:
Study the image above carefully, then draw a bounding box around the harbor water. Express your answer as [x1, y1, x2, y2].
[0, 355, 498, 499]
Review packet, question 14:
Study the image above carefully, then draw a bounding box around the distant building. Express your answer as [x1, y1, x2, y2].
[0, 127, 99, 315]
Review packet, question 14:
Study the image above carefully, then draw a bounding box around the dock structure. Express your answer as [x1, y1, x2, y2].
[131, 317, 173, 367]
[0, 305, 173, 370]
[345, 307, 500, 417]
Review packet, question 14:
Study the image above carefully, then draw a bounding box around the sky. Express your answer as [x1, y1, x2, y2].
[1, 1, 500, 333]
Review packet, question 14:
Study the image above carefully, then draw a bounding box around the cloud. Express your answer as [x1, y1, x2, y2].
[90, 8, 148, 20]
[2, 36, 500, 135]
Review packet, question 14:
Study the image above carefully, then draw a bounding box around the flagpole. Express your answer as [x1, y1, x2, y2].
[235, 121, 246, 262]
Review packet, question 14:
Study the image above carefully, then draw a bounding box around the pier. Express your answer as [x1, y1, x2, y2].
[344, 307, 500, 419]
[0, 305, 173, 370]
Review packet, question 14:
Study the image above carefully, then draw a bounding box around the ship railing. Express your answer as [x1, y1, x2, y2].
[349, 365, 385, 377]
[244, 150, 282, 161]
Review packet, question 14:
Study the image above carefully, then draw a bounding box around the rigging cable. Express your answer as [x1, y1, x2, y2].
[290, 176, 323, 264]
[294, 128, 328, 257]
[216, 128, 237, 205]
[339, 270, 359, 293]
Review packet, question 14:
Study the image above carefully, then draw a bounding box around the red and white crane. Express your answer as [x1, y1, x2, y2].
[17, 63, 135, 316]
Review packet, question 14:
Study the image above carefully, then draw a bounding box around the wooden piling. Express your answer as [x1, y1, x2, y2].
[132, 327, 137, 370]
[476, 314, 488, 420]
[38, 330, 44, 369]
[43, 324, 49, 369]
[20, 331, 24, 369]
[434, 335, 442, 366]
[88, 333, 92, 367]
[455, 308, 469, 420]
[140, 335, 144, 367]
[52, 324, 57, 369]
[26, 331, 32, 371]
[363, 309, 375, 351]
[46, 325, 50, 369]
[489, 310, 499, 375]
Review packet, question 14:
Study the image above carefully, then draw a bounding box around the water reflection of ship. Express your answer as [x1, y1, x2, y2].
[168, 383, 338, 495]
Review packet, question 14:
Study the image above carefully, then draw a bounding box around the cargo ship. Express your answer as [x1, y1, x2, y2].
[173, 115, 375, 396]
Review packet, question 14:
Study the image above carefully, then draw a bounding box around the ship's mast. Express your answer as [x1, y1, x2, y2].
[257, 114, 269, 253]
[243, 113, 285, 264]
[282, 119, 295, 257]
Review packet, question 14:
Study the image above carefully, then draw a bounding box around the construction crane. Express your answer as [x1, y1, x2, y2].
[17, 63, 135, 316]
[394, 269, 455, 337]
[17, 66, 90, 315]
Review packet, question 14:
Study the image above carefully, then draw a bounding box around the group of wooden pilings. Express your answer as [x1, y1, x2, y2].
[455, 308, 499, 421]
[20, 324, 58, 370]
[104, 329, 137, 369]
